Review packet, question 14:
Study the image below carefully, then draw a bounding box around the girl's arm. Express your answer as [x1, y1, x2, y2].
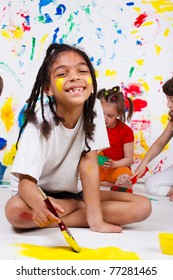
[104, 142, 134, 169]
[132, 121, 173, 179]
[79, 150, 122, 233]
[18, 174, 63, 227]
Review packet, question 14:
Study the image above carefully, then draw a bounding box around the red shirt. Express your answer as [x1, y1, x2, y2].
[103, 119, 134, 161]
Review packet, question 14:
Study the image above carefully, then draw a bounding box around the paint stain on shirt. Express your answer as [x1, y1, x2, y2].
[15, 243, 140, 260]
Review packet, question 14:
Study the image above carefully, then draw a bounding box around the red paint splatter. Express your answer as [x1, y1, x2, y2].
[122, 84, 142, 98]
[134, 13, 148, 28]
[133, 99, 147, 112]
[131, 119, 151, 130]
[20, 212, 33, 221]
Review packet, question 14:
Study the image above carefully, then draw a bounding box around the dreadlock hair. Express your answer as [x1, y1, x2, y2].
[97, 86, 133, 123]
[16, 43, 97, 155]
[162, 77, 173, 122]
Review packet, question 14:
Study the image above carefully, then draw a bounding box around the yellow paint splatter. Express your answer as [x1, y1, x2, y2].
[139, 131, 149, 152]
[15, 244, 140, 260]
[0, 97, 15, 131]
[164, 28, 170, 37]
[38, 34, 49, 57]
[141, 21, 154, 26]
[95, 70, 99, 78]
[136, 59, 144, 66]
[105, 69, 117, 78]
[154, 76, 163, 81]
[161, 113, 169, 128]
[142, 0, 173, 13]
[55, 78, 64, 92]
[154, 44, 162, 55]
[138, 79, 150, 92]
[2, 144, 17, 166]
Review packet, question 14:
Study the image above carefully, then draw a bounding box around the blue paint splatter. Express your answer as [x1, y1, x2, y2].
[18, 104, 27, 128]
[39, 0, 54, 13]
[77, 37, 83, 44]
[0, 138, 7, 150]
[44, 13, 53, 23]
[55, 4, 66, 16]
[0, 162, 7, 180]
[113, 39, 118, 44]
[90, 56, 94, 62]
[97, 58, 102, 66]
[117, 29, 122, 34]
[136, 40, 142, 46]
[126, 2, 134, 6]
[52, 27, 60, 43]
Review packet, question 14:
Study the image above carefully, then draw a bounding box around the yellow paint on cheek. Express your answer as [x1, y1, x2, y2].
[55, 78, 64, 92]
[15, 244, 140, 260]
[87, 77, 92, 85]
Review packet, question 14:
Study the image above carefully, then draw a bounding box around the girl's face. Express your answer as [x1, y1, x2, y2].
[166, 95, 173, 112]
[100, 98, 119, 128]
[46, 51, 93, 110]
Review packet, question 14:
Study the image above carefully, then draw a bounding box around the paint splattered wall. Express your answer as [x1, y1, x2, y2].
[0, 0, 173, 182]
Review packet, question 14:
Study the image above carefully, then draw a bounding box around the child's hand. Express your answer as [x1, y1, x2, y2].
[103, 158, 114, 168]
[32, 200, 64, 227]
[130, 166, 149, 184]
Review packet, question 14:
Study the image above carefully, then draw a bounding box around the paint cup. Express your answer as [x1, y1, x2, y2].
[98, 155, 109, 166]
[158, 232, 173, 255]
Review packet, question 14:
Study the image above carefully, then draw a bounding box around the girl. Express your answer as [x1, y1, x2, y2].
[131, 77, 173, 201]
[5, 43, 151, 233]
[97, 86, 135, 192]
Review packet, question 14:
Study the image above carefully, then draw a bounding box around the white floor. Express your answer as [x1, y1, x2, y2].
[0, 184, 173, 260]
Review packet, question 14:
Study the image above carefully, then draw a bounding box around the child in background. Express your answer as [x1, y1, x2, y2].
[5, 43, 151, 233]
[0, 76, 3, 95]
[97, 86, 134, 192]
[131, 77, 173, 201]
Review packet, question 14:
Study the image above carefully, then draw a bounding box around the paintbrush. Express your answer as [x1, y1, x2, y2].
[38, 186, 81, 253]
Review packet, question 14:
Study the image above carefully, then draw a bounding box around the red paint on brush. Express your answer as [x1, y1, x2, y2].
[134, 13, 148, 27]
[20, 212, 33, 221]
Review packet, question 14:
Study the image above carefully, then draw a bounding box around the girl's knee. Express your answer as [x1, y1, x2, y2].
[135, 196, 152, 221]
[5, 199, 24, 228]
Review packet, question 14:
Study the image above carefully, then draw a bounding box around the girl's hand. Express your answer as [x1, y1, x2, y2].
[90, 221, 122, 233]
[130, 166, 149, 184]
[103, 159, 114, 168]
[32, 199, 64, 227]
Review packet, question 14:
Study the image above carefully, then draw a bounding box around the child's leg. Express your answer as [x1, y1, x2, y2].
[5, 194, 85, 229]
[109, 167, 133, 192]
[63, 191, 151, 228]
[145, 166, 173, 197]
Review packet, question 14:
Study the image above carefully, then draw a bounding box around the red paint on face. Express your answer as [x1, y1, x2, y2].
[134, 13, 148, 28]
[20, 212, 33, 221]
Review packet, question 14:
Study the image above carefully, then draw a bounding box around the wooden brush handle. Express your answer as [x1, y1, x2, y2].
[44, 198, 66, 231]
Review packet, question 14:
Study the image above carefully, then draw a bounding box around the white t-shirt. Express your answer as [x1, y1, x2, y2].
[11, 99, 109, 195]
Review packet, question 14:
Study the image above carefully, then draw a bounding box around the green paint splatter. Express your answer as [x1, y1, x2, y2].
[129, 66, 134, 78]
[0, 62, 23, 88]
[30, 37, 36, 60]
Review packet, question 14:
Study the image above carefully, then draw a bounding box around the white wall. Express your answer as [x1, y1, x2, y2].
[0, 0, 173, 181]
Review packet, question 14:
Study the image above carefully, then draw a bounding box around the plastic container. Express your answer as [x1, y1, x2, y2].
[98, 155, 109, 166]
[158, 232, 173, 255]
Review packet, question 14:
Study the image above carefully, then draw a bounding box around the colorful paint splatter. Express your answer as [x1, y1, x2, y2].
[0, 0, 173, 182]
